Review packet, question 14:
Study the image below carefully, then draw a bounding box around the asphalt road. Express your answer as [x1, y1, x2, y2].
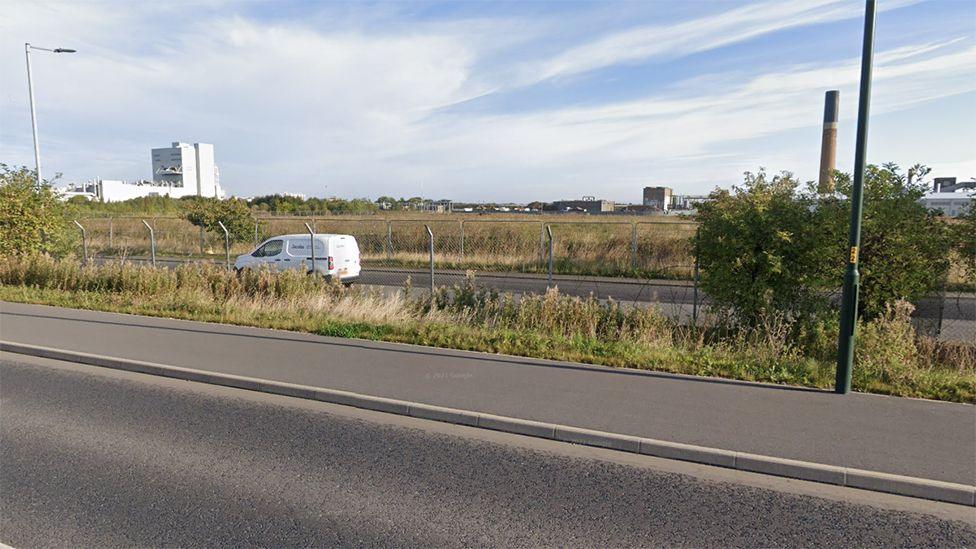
[2, 302, 973, 485]
[3, 355, 973, 548]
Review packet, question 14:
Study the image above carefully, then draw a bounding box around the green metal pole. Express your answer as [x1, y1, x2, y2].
[836, 0, 876, 394]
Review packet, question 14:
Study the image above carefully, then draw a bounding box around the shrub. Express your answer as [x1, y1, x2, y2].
[952, 197, 976, 284]
[853, 301, 921, 390]
[0, 164, 74, 257]
[695, 169, 833, 326]
[819, 163, 953, 318]
[697, 163, 956, 328]
[182, 197, 255, 243]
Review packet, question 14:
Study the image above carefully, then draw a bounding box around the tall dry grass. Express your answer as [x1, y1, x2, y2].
[78, 214, 698, 279]
[1, 256, 971, 401]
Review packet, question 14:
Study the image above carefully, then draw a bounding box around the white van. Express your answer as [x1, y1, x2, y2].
[235, 234, 361, 284]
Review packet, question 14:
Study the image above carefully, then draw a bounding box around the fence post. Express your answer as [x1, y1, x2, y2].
[108, 218, 114, 249]
[631, 222, 638, 270]
[693, 226, 700, 328]
[459, 220, 465, 260]
[304, 222, 316, 274]
[73, 220, 88, 265]
[142, 219, 156, 267]
[546, 225, 554, 289]
[935, 272, 948, 338]
[425, 224, 434, 294]
[539, 222, 546, 264]
[254, 221, 259, 246]
[217, 221, 230, 270]
[199, 227, 206, 255]
[386, 220, 393, 260]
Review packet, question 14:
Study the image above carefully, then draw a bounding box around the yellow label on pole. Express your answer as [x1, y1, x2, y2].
[850, 246, 858, 263]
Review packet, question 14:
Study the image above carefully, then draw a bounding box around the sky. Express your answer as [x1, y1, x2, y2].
[1, 0, 974, 203]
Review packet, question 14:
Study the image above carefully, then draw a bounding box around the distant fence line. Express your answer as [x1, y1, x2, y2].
[70, 214, 973, 344]
[75, 215, 700, 280]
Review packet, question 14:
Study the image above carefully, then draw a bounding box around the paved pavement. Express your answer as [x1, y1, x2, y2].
[3, 355, 973, 548]
[1, 301, 973, 485]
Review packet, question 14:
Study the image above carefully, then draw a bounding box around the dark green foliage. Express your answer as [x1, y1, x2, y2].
[695, 169, 833, 326]
[697, 164, 955, 325]
[181, 197, 255, 243]
[0, 164, 74, 257]
[952, 197, 976, 284]
[819, 163, 953, 317]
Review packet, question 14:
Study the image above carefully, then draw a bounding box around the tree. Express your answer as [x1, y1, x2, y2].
[0, 164, 74, 257]
[695, 169, 833, 326]
[182, 197, 255, 243]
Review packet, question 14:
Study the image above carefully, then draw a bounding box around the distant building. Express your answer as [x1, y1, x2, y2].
[643, 187, 673, 210]
[919, 177, 974, 217]
[57, 179, 185, 203]
[933, 177, 974, 193]
[431, 199, 453, 213]
[551, 199, 615, 214]
[671, 194, 712, 210]
[151, 142, 224, 199]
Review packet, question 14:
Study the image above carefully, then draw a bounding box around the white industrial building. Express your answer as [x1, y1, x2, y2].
[151, 142, 223, 199]
[920, 192, 973, 217]
[919, 177, 973, 217]
[56, 142, 226, 203]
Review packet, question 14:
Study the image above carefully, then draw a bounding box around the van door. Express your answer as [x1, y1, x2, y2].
[333, 238, 351, 278]
[287, 237, 325, 273]
[252, 239, 284, 270]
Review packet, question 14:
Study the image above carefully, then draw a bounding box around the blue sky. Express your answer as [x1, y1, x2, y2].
[1, 0, 974, 202]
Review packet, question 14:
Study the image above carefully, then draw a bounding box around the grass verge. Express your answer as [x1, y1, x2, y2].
[1, 256, 973, 403]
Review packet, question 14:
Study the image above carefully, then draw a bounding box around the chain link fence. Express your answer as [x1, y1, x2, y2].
[73, 214, 973, 344]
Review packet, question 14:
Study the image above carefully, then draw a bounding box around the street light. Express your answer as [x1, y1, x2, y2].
[25, 43, 76, 186]
[835, 0, 877, 394]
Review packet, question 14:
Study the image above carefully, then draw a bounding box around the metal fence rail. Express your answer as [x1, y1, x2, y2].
[76, 214, 974, 344]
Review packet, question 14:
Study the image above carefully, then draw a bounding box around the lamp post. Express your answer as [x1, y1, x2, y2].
[835, 0, 877, 394]
[25, 43, 76, 186]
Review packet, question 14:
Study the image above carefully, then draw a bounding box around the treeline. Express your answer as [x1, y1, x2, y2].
[249, 194, 378, 214]
[66, 193, 382, 216]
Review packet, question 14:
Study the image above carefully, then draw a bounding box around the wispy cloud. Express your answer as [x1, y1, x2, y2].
[1, 0, 972, 201]
[518, 0, 922, 86]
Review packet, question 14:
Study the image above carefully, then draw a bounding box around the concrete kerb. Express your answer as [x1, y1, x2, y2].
[2, 340, 973, 507]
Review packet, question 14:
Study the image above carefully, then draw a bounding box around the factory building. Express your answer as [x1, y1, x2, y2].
[920, 178, 974, 217]
[56, 141, 226, 202]
[151, 142, 223, 199]
[643, 187, 673, 210]
[551, 199, 615, 214]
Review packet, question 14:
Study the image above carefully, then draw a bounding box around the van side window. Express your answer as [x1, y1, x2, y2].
[288, 239, 325, 257]
[253, 239, 283, 257]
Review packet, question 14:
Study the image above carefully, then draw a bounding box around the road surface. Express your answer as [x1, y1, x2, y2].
[2, 301, 973, 485]
[2, 354, 973, 548]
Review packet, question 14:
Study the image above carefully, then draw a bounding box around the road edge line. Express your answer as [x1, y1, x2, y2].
[2, 340, 973, 507]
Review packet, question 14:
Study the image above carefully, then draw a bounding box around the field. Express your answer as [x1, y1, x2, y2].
[76, 213, 700, 279]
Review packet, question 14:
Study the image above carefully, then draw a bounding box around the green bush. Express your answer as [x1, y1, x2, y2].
[952, 198, 976, 285]
[695, 169, 833, 326]
[0, 164, 74, 257]
[696, 164, 955, 328]
[181, 197, 255, 243]
[819, 163, 953, 317]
